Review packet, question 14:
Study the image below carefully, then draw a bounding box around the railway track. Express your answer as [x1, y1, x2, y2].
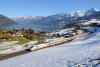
[0, 37, 74, 61]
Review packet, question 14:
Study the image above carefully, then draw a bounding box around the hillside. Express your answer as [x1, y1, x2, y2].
[0, 15, 15, 25]
[0, 8, 100, 32]
[11, 8, 100, 32]
[0, 27, 100, 67]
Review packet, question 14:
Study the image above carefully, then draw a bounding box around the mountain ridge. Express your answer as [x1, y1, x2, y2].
[0, 8, 100, 31]
[0, 14, 16, 25]
[13, 8, 100, 24]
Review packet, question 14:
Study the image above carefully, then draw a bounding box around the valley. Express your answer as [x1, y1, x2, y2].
[0, 8, 100, 67]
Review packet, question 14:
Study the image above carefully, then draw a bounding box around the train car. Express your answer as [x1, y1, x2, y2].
[30, 37, 74, 51]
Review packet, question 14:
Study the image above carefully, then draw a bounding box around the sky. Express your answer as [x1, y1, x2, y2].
[0, 0, 100, 18]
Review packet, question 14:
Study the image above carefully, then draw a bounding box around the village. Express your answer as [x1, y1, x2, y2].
[0, 25, 91, 60]
[1, 18, 100, 60]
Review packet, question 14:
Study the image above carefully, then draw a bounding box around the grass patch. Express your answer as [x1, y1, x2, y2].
[0, 40, 5, 43]
[10, 36, 30, 45]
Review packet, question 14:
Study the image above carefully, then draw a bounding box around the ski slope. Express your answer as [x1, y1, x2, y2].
[0, 28, 100, 67]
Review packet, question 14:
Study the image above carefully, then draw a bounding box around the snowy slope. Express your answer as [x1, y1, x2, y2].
[0, 28, 100, 67]
[85, 8, 100, 16]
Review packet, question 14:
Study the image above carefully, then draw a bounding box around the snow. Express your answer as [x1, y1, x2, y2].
[0, 41, 18, 47]
[0, 41, 38, 54]
[0, 28, 100, 67]
[55, 28, 74, 35]
[26, 41, 38, 44]
[85, 8, 100, 16]
[44, 37, 65, 43]
[72, 10, 85, 17]
[0, 47, 24, 54]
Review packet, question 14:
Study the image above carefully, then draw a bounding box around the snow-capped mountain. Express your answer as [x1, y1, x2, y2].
[85, 8, 100, 16]
[1, 8, 100, 31]
[14, 16, 43, 20]
[13, 11, 84, 23]
[13, 8, 100, 24]
[71, 10, 85, 17]
[13, 16, 43, 24]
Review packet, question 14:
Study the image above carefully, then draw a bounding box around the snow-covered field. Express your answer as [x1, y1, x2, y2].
[0, 41, 38, 54]
[0, 28, 100, 67]
[0, 41, 19, 52]
[0, 41, 18, 47]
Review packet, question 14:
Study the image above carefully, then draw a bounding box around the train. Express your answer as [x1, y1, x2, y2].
[26, 37, 74, 52]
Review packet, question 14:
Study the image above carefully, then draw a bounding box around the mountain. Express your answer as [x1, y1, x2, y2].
[13, 12, 84, 30]
[13, 12, 84, 24]
[14, 8, 100, 25]
[71, 11, 85, 17]
[0, 14, 15, 25]
[5, 8, 100, 31]
[85, 8, 100, 16]
[13, 16, 43, 24]
[75, 8, 100, 21]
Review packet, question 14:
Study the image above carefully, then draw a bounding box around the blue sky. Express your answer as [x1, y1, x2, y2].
[0, 0, 100, 17]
